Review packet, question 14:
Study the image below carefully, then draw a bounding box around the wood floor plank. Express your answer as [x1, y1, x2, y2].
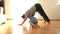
[0, 20, 60, 34]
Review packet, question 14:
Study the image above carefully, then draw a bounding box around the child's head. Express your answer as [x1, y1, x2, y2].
[21, 14, 25, 19]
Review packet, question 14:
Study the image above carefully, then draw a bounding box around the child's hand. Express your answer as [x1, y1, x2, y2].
[18, 24, 22, 26]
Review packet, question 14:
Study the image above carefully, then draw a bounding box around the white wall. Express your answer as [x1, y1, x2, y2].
[4, 0, 60, 19]
[38, 0, 60, 19]
[4, 0, 11, 19]
[4, 0, 38, 19]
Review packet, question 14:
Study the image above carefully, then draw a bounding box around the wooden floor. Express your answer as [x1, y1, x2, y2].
[0, 20, 60, 34]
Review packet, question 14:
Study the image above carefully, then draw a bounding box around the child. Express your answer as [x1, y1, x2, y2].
[21, 14, 40, 28]
[18, 3, 50, 27]
[18, 5, 40, 28]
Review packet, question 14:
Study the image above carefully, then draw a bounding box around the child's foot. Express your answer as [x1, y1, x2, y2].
[32, 25, 40, 28]
[43, 21, 46, 24]
[37, 25, 40, 28]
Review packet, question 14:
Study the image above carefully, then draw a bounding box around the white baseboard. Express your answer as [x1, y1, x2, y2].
[38, 19, 60, 21]
[7, 18, 60, 21]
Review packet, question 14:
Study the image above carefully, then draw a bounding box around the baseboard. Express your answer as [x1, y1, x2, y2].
[38, 19, 60, 21]
[7, 18, 60, 21]
[7, 19, 12, 20]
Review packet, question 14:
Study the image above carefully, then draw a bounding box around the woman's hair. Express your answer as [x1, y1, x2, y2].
[21, 14, 25, 19]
